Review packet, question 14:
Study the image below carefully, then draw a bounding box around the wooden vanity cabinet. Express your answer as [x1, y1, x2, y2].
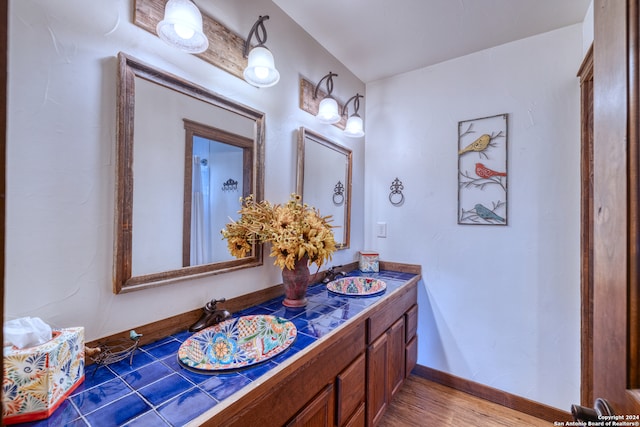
[207, 322, 365, 427]
[366, 283, 418, 426]
[199, 278, 419, 427]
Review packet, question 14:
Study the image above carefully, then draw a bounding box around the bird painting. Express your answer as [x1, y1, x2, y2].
[458, 115, 508, 225]
[475, 163, 506, 179]
[474, 203, 505, 223]
[458, 134, 491, 155]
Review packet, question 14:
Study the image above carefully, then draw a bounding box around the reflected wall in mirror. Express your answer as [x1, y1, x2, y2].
[114, 52, 265, 294]
[296, 127, 352, 249]
[183, 119, 252, 266]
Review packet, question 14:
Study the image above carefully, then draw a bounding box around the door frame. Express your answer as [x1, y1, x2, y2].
[578, 44, 594, 407]
[1, 1, 7, 425]
[589, 0, 640, 413]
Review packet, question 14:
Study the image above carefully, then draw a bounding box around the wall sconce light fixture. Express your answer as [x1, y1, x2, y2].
[243, 16, 280, 87]
[314, 72, 341, 124]
[342, 93, 365, 137]
[156, 0, 209, 53]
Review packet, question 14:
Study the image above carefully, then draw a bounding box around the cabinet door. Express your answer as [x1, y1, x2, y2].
[405, 304, 418, 343]
[287, 384, 334, 427]
[367, 332, 388, 426]
[405, 335, 418, 378]
[336, 353, 365, 426]
[343, 403, 365, 427]
[387, 317, 405, 399]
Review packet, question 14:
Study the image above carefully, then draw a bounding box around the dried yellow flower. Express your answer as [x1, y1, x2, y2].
[221, 194, 336, 270]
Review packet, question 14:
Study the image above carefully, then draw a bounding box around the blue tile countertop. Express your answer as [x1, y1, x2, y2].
[14, 270, 416, 427]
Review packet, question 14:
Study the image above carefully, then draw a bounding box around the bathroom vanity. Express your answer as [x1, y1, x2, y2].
[192, 268, 419, 427]
[48, 266, 419, 427]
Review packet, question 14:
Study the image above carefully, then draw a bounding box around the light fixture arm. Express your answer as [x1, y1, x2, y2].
[342, 93, 363, 116]
[314, 72, 338, 99]
[243, 15, 270, 58]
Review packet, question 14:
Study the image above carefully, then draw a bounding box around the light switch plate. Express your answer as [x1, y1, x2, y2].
[376, 222, 387, 238]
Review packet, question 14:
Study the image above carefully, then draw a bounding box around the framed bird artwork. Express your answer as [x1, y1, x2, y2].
[457, 113, 508, 225]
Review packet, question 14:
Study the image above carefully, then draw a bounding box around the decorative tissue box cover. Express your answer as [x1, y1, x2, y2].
[359, 251, 379, 273]
[3, 327, 85, 424]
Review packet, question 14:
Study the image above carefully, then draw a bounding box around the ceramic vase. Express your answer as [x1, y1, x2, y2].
[281, 255, 310, 307]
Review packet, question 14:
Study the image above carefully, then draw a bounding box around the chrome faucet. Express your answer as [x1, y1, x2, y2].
[322, 265, 347, 284]
[189, 298, 232, 332]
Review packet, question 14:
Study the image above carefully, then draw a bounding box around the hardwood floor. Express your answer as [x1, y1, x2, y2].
[379, 375, 557, 426]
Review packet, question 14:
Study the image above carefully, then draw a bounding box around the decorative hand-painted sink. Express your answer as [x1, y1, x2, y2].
[326, 277, 387, 297]
[178, 315, 297, 372]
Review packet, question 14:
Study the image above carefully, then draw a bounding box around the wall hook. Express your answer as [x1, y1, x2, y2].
[222, 178, 238, 191]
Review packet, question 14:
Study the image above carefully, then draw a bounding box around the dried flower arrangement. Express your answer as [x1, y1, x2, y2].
[221, 194, 337, 270]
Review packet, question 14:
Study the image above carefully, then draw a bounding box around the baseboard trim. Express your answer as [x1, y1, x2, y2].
[412, 364, 572, 423]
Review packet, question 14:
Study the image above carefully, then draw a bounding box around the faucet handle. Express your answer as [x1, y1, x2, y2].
[204, 298, 226, 312]
[322, 266, 345, 283]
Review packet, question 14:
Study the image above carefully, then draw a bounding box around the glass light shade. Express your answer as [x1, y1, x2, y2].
[344, 115, 365, 137]
[156, 0, 209, 53]
[316, 97, 340, 124]
[243, 46, 280, 87]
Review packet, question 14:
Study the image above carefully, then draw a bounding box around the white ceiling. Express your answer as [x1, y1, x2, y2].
[271, 0, 591, 83]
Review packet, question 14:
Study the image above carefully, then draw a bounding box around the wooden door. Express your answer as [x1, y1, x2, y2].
[286, 384, 335, 427]
[342, 404, 365, 427]
[1, 2, 6, 426]
[387, 318, 405, 399]
[578, 44, 594, 407]
[367, 332, 388, 426]
[336, 354, 366, 426]
[405, 305, 419, 378]
[591, 0, 640, 415]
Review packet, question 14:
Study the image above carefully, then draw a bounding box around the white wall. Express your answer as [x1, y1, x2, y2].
[5, 0, 365, 340]
[364, 25, 583, 410]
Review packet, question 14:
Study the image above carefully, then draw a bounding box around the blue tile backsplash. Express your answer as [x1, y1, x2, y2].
[13, 270, 415, 427]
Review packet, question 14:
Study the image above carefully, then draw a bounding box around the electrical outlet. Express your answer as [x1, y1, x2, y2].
[376, 222, 387, 238]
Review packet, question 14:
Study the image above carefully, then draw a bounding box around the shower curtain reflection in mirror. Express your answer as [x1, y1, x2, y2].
[191, 153, 210, 265]
[189, 136, 244, 266]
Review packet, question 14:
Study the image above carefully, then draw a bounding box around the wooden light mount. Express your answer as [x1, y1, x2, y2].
[299, 76, 347, 130]
[134, 0, 248, 80]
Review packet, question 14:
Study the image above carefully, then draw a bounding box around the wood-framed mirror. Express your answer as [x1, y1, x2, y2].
[296, 127, 352, 249]
[114, 52, 265, 294]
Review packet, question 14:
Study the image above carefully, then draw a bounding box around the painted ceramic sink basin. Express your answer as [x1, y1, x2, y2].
[326, 277, 387, 297]
[178, 315, 297, 372]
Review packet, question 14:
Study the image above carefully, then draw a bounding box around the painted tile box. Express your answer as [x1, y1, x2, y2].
[2, 327, 85, 424]
[359, 251, 380, 273]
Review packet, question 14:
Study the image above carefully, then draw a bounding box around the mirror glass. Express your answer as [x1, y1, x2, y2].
[190, 138, 241, 265]
[297, 127, 352, 249]
[114, 52, 265, 293]
[183, 119, 253, 266]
